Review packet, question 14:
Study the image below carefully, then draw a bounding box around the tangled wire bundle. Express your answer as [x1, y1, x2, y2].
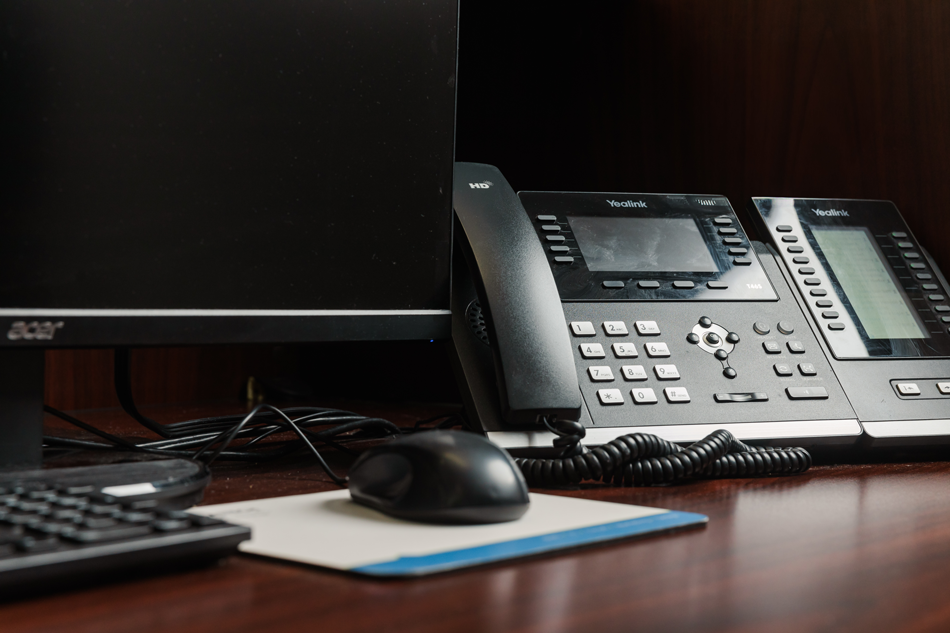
[512, 421, 812, 487]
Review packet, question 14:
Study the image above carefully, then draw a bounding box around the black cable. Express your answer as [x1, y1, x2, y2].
[113, 348, 173, 438]
[514, 420, 812, 487]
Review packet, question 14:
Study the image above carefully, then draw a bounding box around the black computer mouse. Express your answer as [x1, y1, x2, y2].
[348, 431, 530, 524]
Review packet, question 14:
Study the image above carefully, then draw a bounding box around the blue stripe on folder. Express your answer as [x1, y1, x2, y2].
[351, 510, 707, 576]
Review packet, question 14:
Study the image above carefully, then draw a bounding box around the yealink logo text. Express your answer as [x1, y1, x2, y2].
[813, 208, 849, 217]
[607, 200, 647, 208]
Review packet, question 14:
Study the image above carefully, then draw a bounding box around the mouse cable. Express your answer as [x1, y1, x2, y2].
[42, 404, 407, 485]
[511, 419, 812, 487]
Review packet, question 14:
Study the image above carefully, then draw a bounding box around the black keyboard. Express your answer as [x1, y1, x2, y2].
[0, 479, 251, 595]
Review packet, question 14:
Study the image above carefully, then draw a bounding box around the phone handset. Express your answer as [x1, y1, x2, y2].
[451, 162, 581, 427]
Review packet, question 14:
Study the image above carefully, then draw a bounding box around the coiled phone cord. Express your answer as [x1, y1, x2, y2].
[512, 419, 812, 487]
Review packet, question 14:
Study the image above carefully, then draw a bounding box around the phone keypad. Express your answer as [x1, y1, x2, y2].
[612, 343, 639, 357]
[570, 322, 596, 336]
[621, 365, 649, 381]
[664, 387, 690, 403]
[588, 366, 615, 381]
[597, 389, 625, 405]
[653, 364, 680, 380]
[644, 342, 671, 357]
[635, 321, 661, 335]
[579, 343, 605, 358]
[603, 321, 628, 336]
[630, 388, 658, 404]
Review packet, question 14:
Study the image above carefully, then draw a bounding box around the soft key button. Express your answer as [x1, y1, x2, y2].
[635, 321, 661, 336]
[570, 322, 596, 336]
[654, 365, 680, 380]
[587, 366, 615, 382]
[937, 382, 950, 395]
[579, 343, 606, 359]
[597, 389, 625, 405]
[612, 343, 639, 358]
[603, 321, 628, 336]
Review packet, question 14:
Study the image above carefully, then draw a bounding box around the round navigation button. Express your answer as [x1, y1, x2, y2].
[714, 349, 728, 360]
[699, 316, 713, 328]
[704, 332, 722, 346]
[753, 321, 771, 335]
[726, 332, 740, 344]
[723, 367, 737, 379]
[777, 321, 794, 335]
[686, 333, 700, 344]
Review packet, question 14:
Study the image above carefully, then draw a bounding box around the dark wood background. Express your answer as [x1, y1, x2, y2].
[45, 0, 950, 411]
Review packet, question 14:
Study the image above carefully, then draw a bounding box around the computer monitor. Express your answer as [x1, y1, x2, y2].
[0, 0, 459, 468]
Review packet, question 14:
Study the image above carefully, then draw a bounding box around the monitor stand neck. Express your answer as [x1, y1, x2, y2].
[0, 349, 44, 470]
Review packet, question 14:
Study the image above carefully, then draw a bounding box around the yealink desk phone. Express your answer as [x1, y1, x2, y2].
[449, 163, 950, 451]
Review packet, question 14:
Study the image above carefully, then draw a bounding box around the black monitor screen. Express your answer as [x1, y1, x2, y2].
[0, 1, 456, 337]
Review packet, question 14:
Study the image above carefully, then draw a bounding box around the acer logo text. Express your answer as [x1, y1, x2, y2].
[7, 321, 65, 341]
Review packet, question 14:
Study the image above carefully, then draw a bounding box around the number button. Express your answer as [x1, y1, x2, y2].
[635, 321, 661, 336]
[597, 389, 625, 405]
[570, 322, 596, 336]
[621, 365, 648, 381]
[587, 366, 615, 382]
[612, 343, 639, 358]
[645, 342, 671, 358]
[603, 321, 629, 336]
[653, 364, 680, 380]
[579, 343, 606, 359]
[630, 388, 658, 404]
[663, 387, 690, 403]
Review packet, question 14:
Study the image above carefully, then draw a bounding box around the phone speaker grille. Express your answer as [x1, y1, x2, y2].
[466, 300, 490, 346]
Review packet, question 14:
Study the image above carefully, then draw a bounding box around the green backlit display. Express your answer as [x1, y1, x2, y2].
[812, 228, 926, 340]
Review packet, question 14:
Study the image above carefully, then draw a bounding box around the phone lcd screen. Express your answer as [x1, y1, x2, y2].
[567, 216, 718, 273]
[812, 227, 927, 340]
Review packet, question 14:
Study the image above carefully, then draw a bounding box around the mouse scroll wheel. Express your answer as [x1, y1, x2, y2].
[350, 454, 413, 500]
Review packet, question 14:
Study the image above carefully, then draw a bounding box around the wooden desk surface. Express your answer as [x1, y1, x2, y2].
[4, 404, 950, 633]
